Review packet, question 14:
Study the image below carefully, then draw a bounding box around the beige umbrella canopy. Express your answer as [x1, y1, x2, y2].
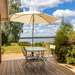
[10, 11, 57, 46]
[10, 11, 57, 24]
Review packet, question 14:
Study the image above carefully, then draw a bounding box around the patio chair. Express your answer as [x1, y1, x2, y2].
[22, 47, 46, 62]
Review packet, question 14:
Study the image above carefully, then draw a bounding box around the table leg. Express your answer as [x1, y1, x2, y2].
[25, 51, 27, 60]
[41, 51, 44, 57]
[31, 52, 34, 56]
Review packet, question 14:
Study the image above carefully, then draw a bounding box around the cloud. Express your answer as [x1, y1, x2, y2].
[65, 0, 72, 2]
[53, 9, 75, 17]
[20, 23, 60, 37]
[21, 0, 73, 9]
[71, 19, 75, 24]
[53, 19, 62, 24]
[71, 19, 75, 30]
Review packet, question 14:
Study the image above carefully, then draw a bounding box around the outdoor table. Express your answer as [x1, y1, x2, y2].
[23, 47, 48, 61]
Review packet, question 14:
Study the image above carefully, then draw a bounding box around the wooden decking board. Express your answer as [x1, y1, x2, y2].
[11, 60, 15, 75]
[7, 60, 11, 75]
[1, 61, 8, 75]
[48, 61, 64, 74]
[16, 60, 25, 75]
[45, 62, 57, 75]
[18, 60, 26, 75]
[46, 61, 65, 75]
[0, 59, 75, 75]
[47, 60, 74, 75]
[14, 60, 21, 75]
[48, 61, 68, 75]
[0, 61, 5, 75]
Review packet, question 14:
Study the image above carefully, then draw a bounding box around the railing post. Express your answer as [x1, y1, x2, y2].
[0, 13, 1, 63]
[0, 0, 8, 63]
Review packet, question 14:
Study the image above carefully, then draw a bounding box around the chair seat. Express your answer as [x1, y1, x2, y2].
[26, 56, 38, 60]
[25, 56, 47, 62]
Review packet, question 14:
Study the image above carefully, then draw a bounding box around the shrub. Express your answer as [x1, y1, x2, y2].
[56, 46, 69, 62]
[18, 42, 31, 46]
[33, 42, 44, 47]
[66, 57, 75, 64]
[66, 45, 75, 64]
[1, 47, 5, 54]
[55, 23, 73, 63]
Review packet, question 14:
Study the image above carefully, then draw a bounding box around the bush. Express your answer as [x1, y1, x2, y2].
[33, 42, 44, 47]
[18, 42, 31, 46]
[56, 46, 68, 62]
[66, 45, 75, 64]
[1, 47, 5, 54]
[2, 31, 8, 46]
[55, 23, 74, 63]
[66, 57, 75, 64]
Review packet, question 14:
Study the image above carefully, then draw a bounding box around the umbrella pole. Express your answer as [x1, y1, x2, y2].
[32, 14, 34, 47]
[31, 14, 34, 56]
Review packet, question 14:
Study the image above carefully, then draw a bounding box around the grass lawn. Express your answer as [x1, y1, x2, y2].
[1, 45, 22, 54]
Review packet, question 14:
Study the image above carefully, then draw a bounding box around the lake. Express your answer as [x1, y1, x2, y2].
[19, 37, 55, 43]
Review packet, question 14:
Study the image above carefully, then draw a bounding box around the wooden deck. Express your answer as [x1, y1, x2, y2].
[0, 58, 75, 75]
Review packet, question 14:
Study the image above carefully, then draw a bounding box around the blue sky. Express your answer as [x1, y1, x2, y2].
[42, 1, 75, 15]
[20, 0, 75, 38]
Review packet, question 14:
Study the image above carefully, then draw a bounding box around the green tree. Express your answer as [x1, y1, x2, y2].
[2, 3, 23, 45]
[2, 31, 8, 45]
[1, 21, 10, 45]
[9, 3, 20, 14]
[68, 31, 75, 44]
[8, 3, 23, 43]
[55, 23, 73, 62]
[8, 22, 23, 42]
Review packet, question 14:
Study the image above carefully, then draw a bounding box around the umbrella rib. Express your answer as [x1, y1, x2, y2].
[28, 15, 33, 25]
[38, 14, 52, 24]
[10, 14, 31, 19]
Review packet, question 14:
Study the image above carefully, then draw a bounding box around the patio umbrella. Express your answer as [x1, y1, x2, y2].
[10, 11, 57, 46]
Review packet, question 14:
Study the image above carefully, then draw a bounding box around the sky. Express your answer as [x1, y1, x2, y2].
[20, 0, 75, 38]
